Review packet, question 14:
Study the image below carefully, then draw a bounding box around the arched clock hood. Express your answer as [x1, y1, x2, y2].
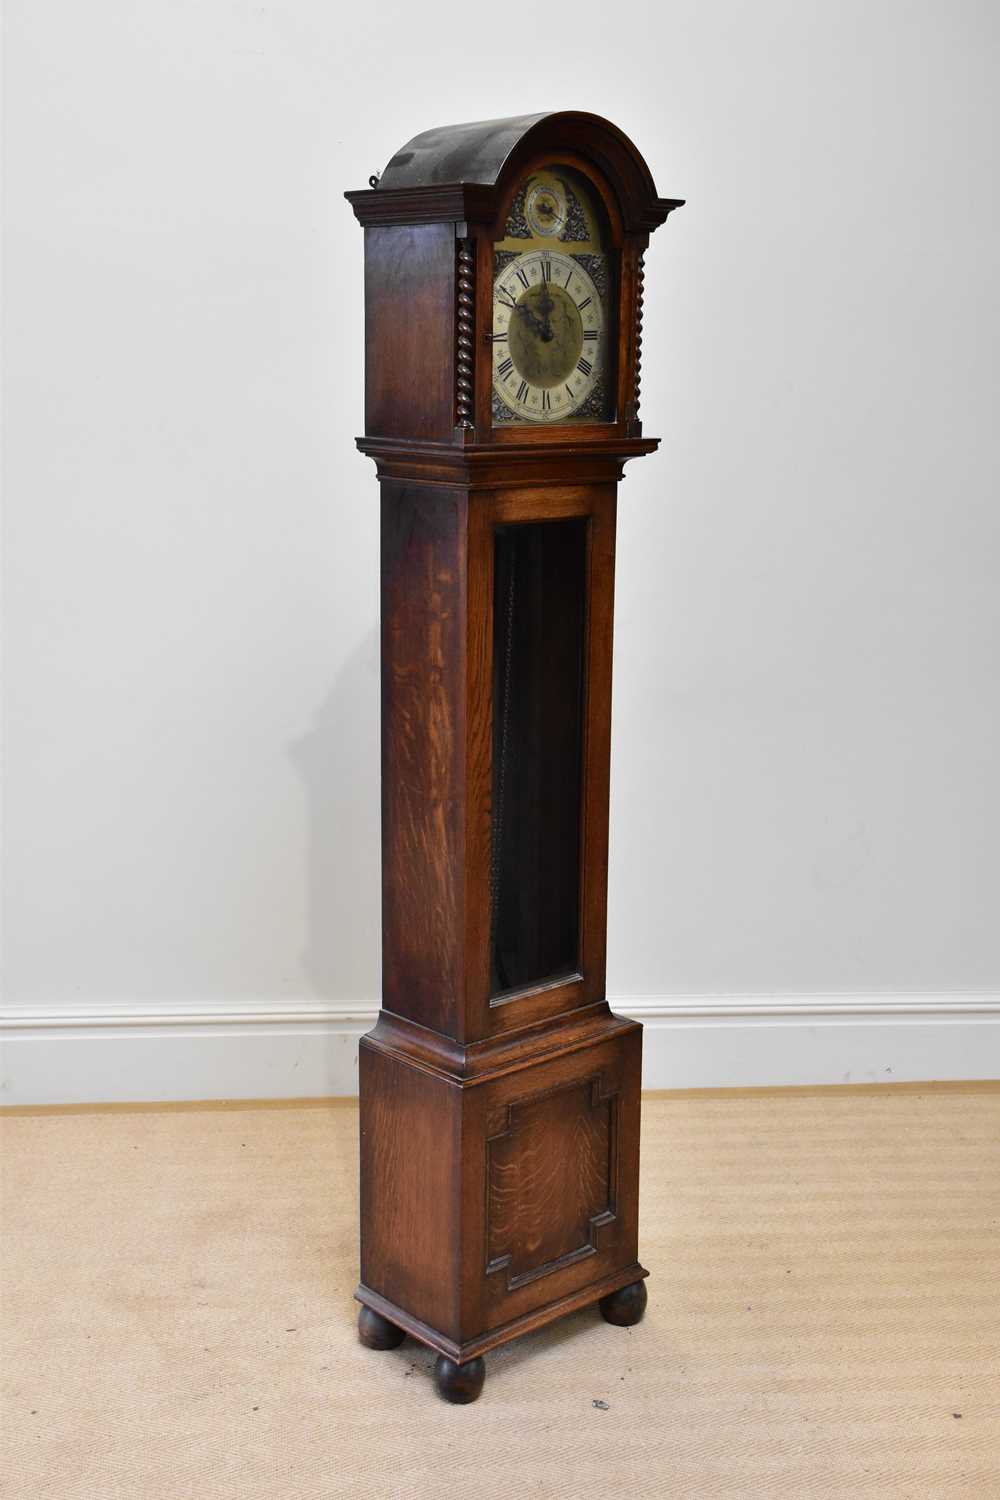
[348, 111, 683, 234]
[377, 112, 556, 189]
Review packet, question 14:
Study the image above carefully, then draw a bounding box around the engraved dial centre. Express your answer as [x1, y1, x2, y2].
[507, 281, 583, 388]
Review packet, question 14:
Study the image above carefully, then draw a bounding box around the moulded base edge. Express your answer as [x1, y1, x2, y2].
[354, 1260, 649, 1364]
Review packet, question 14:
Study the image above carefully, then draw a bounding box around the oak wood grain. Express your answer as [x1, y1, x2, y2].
[380, 484, 467, 1036]
[363, 224, 456, 442]
[358, 1043, 460, 1341]
[487, 1077, 614, 1288]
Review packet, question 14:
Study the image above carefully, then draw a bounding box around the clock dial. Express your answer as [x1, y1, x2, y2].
[525, 179, 567, 238]
[492, 165, 614, 426]
[493, 251, 604, 422]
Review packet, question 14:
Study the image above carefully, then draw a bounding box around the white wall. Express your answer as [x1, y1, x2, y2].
[3, 0, 999, 1102]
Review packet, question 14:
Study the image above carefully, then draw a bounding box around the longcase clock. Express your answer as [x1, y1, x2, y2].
[345, 112, 683, 1403]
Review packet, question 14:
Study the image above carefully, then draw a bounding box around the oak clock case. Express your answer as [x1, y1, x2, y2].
[345, 112, 682, 1404]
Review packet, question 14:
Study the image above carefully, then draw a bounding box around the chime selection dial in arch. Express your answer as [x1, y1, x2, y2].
[492, 250, 604, 423]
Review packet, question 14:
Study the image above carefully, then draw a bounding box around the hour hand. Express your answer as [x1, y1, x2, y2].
[515, 303, 547, 338]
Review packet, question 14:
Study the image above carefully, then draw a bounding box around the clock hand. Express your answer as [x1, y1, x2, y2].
[537, 286, 555, 342]
[513, 302, 548, 339]
[519, 288, 557, 341]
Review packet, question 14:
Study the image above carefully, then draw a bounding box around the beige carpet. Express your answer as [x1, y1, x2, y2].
[2, 1085, 998, 1498]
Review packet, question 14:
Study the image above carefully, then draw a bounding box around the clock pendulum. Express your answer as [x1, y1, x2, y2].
[345, 112, 683, 1403]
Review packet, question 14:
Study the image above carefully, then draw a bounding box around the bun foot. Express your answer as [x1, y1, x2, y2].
[599, 1279, 648, 1327]
[434, 1353, 486, 1404]
[358, 1305, 406, 1350]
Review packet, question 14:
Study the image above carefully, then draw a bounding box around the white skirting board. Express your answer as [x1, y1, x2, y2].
[2, 998, 998, 1106]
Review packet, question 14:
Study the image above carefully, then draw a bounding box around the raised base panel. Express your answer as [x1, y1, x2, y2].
[358, 1018, 645, 1361]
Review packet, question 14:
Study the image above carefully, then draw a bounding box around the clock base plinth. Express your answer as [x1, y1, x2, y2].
[434, 1354, 486, 1405]
[356, 1009, 647, 1400]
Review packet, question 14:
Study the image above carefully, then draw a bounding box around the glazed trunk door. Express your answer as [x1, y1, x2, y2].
[466, 484, 617, 1040]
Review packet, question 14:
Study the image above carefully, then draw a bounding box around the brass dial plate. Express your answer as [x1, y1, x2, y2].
[492, 250, 603, 423]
